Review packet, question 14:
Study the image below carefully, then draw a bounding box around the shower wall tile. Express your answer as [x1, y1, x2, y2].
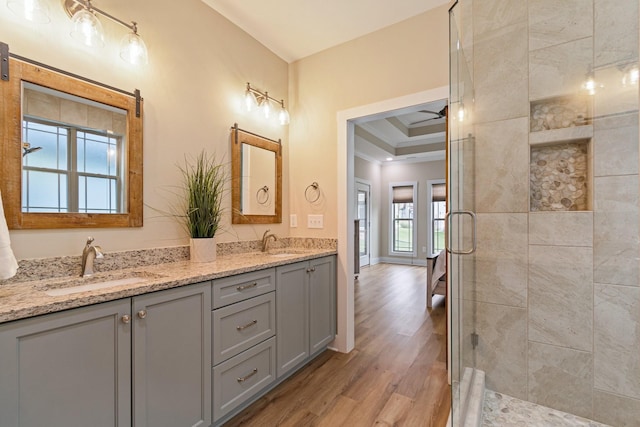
[594, 175, 639, 213]
[529, 212, 593, 247]
[593, 117, 639, 177]
[465, 213, 527, 307]
[473, 22, 528, 123]
[594, 66, 640, 118]
[475, 118, 529, 213]
[594, 284, 640, 399]
[528, 341, 594, 419]
[528, 245, 593, 351]
[528, 0, 593, 51]
[468, 301, 527, 399]
[473, 0, 527, 40]
[529, 37, 593, 100]
[593, 390, 640, 427]
[594, 0, 639, 67]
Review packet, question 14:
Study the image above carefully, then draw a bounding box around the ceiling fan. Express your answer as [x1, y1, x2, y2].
[409, 106, 447, 126]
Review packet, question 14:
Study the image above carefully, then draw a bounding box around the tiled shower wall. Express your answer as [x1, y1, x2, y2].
[466, 0, 640, 425]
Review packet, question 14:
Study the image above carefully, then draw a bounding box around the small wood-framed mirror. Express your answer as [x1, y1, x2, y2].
[0, 56, 143, 229]
[231, 125, 282, 224]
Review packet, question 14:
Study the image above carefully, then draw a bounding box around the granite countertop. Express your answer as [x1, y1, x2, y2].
[0, 248, 336, 324]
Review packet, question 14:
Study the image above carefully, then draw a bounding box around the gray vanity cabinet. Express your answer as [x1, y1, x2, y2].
[0, 299, 132, 427]
[0, 283, 211, 427]
[132, 283, 212, 427]
[276, 255, 336, 379]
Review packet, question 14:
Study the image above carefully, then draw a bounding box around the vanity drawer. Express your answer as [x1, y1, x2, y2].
[213, 336, 276, 422]
[212, 269, 275, 308]
[212, 292, 275, 365]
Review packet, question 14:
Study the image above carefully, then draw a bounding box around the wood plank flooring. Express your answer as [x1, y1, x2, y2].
[225, 263, 450, 426]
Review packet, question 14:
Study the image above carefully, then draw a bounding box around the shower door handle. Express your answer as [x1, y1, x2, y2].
[445, 210, 477, 255]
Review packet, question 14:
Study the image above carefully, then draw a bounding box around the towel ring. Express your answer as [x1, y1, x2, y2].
[256, 186, 270, 205]
[305, 182, 321, 203]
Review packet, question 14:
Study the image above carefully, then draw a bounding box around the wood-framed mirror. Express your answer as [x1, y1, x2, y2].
[0, 56, 143, 229]
[231, 125, 282, 224]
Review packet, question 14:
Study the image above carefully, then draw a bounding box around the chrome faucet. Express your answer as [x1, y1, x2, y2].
[81, 237, 104, 277]
[261, 229, 278, 252]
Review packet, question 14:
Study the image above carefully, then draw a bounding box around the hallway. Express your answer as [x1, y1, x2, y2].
[227, 263, 450, 426]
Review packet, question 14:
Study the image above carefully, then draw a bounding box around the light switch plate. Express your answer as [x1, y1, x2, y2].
[290, 214, 298, 228]
[308, 214, 324, 229]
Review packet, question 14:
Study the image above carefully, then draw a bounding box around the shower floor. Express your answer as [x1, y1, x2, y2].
[482, 390, 611, 427]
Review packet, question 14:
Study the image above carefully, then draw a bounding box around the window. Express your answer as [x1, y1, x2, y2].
[431, 183, 446, 254]
[22, 117, 123, 213]
[390, 182, 417, 255]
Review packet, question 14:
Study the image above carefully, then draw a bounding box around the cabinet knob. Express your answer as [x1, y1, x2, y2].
[121, 314, 131, 324]
[137, 310, 147, 319]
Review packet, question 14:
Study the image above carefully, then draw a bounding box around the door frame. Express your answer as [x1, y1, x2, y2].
[355, 179, 371, 267]
[335, 85, 449, 354]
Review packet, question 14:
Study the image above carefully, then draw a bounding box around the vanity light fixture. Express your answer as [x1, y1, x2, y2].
[63, 0, 148, 65]
[7, 0, 51, 23]
[244, 82, 290, 125]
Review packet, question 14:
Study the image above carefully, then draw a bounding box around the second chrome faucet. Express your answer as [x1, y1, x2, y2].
[261, 230, 278, 252]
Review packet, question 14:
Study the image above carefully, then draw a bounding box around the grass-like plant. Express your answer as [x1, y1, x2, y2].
[179, 151, 226, 238]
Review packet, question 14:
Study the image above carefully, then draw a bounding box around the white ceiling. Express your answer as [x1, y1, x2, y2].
[354, 98, 447, 164]
[202, 0, 450, 164]
[201, 0, 451, 63]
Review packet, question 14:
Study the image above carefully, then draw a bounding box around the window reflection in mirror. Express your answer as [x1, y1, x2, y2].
[0, 58, 143, 229]
[21, 83, 127, 214]
[241, 143, 276, 216]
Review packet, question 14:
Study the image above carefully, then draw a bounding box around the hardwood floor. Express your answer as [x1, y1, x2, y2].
[225, 263, 451, 426]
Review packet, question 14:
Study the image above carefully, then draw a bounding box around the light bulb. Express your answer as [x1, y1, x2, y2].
[120, 30, 148, 65]
[457, 105, 465, 121]
[261, 93, 271, 119]
[244, 85, 256, 112]
[622, 66, 639, 86]
[70, 8, 104, 47]
[7, 0, 50, 23]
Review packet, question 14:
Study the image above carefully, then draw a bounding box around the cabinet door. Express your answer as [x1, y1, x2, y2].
[0, 299, 131, 427]
[309, 256, 336, 355]
[133, 283, 212, 427]
[275, 261, 309, 378]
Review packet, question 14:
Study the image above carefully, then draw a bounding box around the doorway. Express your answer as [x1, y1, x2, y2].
[356, 180, 371, 268]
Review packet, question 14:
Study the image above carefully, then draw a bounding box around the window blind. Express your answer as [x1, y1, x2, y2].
[392, 185, 414, 203]
[432, 183, 446, 202]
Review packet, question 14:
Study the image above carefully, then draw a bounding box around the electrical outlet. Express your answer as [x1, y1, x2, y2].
[422, 246, 427, 253]
[307, 214, 324, 229]
[290, 214, 298, 228]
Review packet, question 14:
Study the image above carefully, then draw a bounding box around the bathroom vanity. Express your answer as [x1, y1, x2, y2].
[0, 249, 336, 427]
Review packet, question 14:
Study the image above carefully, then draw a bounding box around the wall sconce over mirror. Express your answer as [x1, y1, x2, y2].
[0, 44, 144, 229]
[62, 0, 148, 65]
[244, 82, 290, 125]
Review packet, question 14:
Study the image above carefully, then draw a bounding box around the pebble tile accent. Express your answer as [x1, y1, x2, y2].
[483, 390, 610, 427]
[531, 97, 590, 132]
[530, 142, 589, 211]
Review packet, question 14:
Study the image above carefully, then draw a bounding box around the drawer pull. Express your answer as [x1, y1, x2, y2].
[121, 314, 131, 324]
[237, 368, 258, 383]
[236, 282, 258, 291]
[236, 319, 258, 331]
[137, 310, 147, 319]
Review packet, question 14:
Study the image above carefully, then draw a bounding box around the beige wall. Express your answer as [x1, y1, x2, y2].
[287, 5, 450, 238]
[1, 0, 289, 259]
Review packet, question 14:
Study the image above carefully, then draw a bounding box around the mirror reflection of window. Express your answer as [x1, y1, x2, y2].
[21, 83, 126, 214]
[240, 143, 276, 216]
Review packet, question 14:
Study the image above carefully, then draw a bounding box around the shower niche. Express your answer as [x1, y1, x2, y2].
[529, 96, 592, 212]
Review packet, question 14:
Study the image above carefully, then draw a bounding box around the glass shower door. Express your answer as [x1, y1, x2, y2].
[448, 2, 477, 425]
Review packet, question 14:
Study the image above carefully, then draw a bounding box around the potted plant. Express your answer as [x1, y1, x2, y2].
[179, 150, 226, 262]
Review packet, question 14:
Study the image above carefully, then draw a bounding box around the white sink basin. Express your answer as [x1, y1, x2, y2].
[39, 272, 163, 297]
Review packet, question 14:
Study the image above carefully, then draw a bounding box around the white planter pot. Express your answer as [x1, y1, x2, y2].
[190, 237, 217, 263]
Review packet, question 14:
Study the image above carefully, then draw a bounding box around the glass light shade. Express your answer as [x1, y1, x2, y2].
[70, 9, 104, 48]
[244, 90, 257, 112]
[120, 31, 148, 65]
[278, 106, 290, 125]
[261, 98, 271, 119]
[7, 0, 50, 23]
